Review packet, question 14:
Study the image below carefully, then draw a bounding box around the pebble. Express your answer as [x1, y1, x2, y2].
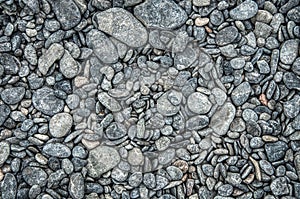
[270, 177, 289, 196]
[32, 87, 65, 116]
[43, 143, 71, 158]
[38, 43, 64, 75]
[157, 91, 180, 116]
[231, 82, 252, 106]
[22, 167, 48, 186]
[210, 102, 236, 136]
[69, 173, 84, 199]
[49, 113, 73, 138]
[87, 146, 120, 178]
[93, 8, 148, 47]
[229, 0, 258, 20]
[1, 173, 17, 199]
[187, 92, 212, 114]
[216, 26, 239, 46]
[265, 141, 288, 162]
[0, 104, 11, 126]
[1, 87, 25, 105]
[134, 0, 188, 29]
[59, 50, 80, 78]
[280, 40, 299, 65]
[0, 141, 10, 166]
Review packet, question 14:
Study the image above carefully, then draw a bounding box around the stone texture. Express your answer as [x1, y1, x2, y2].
[49, 113, 73, 138]
[229, 0, 258, 20]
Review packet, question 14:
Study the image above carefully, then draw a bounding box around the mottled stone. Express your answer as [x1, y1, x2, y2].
[265, 141, 288, 162]
[1, 173, 17, 199]
[187, 92, 212, 114]
[229, 0, 258, 20]
[38, 43, 64, 75]
[69, 173, 84, 199]
[157, 91, 180, 116]
[280, 40, 299, 65]
[59, 50, 80, 78]
[43, 143, 71, 158]
[216, 26, 239, 46]
[0, 141, 10, 166]
[86, 29, 118, 64]
[98, 92, 121, 112]
[22, 167, 48, 186]
[87, 146, 120, 178]
[93, 8, 148, 47]
[231, 82, 252, 106]
[49, 113, 73, 138]
[270, 177, 289, 196]
[134, 0, 188, 29]
[210, 102, 236, 135]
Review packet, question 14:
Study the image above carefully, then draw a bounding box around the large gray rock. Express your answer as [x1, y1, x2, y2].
[38, 43, 64, 75]
[87, 146, 121, 178]
[93, 8, 148, 47]
[86, 29, 118, 64]
[134, 0, 188, 29]
[210, 102, 236, 135]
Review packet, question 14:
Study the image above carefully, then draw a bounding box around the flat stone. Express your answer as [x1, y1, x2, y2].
[59, 50, 80, 78]
[143, 173, 156, 189]
[0, 141, 10, 166]
[186, 115, 209, 130]
[193, 0, 210, 7]
[38, 43, 64, 75]
[32, 87, 65, 116]
[254, 22, 273, 38]
[48, 0, 81, 30]
[231, 82, 252, 106]
[49, 113, 73, 138]
[1, 173, 17, 199]
[22, 167, 48, 186]
[212, 88, 227, 105]
[270, 177, 289, 196]
[69, 173, 84, 199]
[87, 146, 120, 178]
[210, 102, 236, 135]
[216, 26, 239, 46]
[134, 0, 188, 29]
[229, 0, 258, 20]
[218, 184, 233, 197]
[166, 166, 183, 180]
[43, 143, 71, 158]
[0, 104, 10, 126]
[187, 92, 212, 114]
[1, 87, 25, 105]
[98, 92, 121, 112]
[157, 91, 180, 116]
[280, 40, 299, 65]
[93, 8, 148, 47]
[265, 141, 288, 162]
[283, 95, 300, 118]
[128, 172, 143, 187]
[86, 29, 118, 64]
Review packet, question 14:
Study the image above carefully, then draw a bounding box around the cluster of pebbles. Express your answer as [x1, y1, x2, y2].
[0, 0, 300, 198]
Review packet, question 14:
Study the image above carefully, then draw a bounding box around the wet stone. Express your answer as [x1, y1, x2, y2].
[32, 87, 65, 116]
[87, 146, 120, 178]
[134, 0, 188, 29]
[1, 87, 25, 105]
[93, 8, 148, 47]
[287, 6, 300, 23]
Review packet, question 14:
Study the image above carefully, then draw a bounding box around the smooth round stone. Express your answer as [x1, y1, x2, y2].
[128, 172, 143, 187]
[0, 87, 25, 105]
[218, 184, 233, 196]
[229, 0, 258, 20]
[187, 92, 212, 114]
[166, 166, 183, 180]
[42, 143, 71, 158]
[22, 167, 48, 186]
[128, 148, 144, 166]
[157, 91, 180, 116]
[0, 141, 10, 166]
[49, 113, 73, 138]
[216, 26, 239, 46]
[105, 122, 127, 140]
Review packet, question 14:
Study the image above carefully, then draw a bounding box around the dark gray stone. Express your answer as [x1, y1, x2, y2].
[0, 104, 10, 126]
[283, 72, 300, 91]
[270, 177, 289, 196]
[218, 184, 233, 197]
[0, 53, 20, 75]
[287, 6, 300, 23]
[280, 40, 299, 65]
